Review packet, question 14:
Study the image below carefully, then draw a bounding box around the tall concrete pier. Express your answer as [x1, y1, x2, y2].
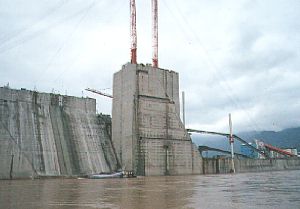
[112, 63, 202, 176]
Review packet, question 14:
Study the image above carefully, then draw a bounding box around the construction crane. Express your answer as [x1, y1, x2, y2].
[187, 128, 269, 158]
[263, 143, 296, 157]
[85, 88, 113, 99]
[130, 0, 137, 64]
[152, 0, 158, 68]
[129, 0, 158, 67]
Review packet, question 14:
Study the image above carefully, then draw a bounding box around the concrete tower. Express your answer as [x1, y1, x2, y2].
[112, 63, 202, 176]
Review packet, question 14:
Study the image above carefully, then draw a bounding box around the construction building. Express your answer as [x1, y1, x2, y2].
[112, 63, 202, 176]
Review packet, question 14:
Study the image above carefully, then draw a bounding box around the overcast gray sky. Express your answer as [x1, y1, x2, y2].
[0, 0, 299, 133]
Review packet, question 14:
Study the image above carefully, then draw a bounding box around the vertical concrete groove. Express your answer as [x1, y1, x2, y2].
[32, 92, 45, 173]
[119, 69, 123, 166]
[136, 69, 145, 175]
[97, 121, 112, 172]
[49, 106, 66, 175]
[9, 154, 14, 179]
[135, 68, 139, 174]
[102, 114, 120, 169]
[61, 111, 80, 175]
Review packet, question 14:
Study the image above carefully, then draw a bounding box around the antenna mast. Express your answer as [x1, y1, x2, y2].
[130, 0, 137, 64]
[152, 0, 158, 68]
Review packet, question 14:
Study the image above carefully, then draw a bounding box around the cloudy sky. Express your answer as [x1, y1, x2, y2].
[1, 0, 299, 133]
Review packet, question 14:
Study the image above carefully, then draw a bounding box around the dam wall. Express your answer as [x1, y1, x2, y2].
[112, 63, 202, 176]
[203, 157, 300, 174]
[0, 87, 118, 179]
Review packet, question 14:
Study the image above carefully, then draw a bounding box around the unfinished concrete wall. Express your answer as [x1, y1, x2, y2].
[112, 63, 202, 176]
[0, 87, 118, 179]
[112, 64, 137, 172]
[202, 157, 300, 174]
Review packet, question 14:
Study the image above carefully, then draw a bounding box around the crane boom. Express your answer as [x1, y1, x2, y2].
[187, 128, 268, 158]
[264, 143, 296, 157]
[85, 88, 113, 99]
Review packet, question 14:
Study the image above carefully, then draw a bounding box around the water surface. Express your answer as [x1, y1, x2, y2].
[1, 170, 299, 209]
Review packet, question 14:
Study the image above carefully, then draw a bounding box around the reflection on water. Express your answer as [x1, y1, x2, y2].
[0, 170, 299, 209]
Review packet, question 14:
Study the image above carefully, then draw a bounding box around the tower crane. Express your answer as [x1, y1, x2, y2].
[152, 0, 158, 68]
[129, 0, 159, 67]
[130, 0, 137, 64]
[187, 128, 269, 158]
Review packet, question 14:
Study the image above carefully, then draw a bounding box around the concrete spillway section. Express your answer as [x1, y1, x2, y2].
[112, 63, 202, 176]
[0, 87, 118, 179]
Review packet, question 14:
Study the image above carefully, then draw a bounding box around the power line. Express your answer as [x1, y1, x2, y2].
[0, 1, 98, 54]
[36, 0, 98, 85]
[162, 0, 263, 133]
[50, 0, 126, 85]
[0, 0, 69, 46]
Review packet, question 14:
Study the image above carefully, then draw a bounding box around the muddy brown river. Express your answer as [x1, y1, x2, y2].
[1, 170, 299, 209]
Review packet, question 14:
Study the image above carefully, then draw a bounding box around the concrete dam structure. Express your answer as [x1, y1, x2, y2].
[112, 63, 202, 176]
[1, 64, 299, 179]
[203, 157, 300, 174]
[0, 87, 118, 179]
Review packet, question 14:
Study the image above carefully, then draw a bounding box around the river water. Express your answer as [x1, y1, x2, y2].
[0, 170, 299, 209]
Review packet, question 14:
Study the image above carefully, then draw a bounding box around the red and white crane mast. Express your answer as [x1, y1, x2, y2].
[152, 0, 158, 68]
[130, 0, 137, 64]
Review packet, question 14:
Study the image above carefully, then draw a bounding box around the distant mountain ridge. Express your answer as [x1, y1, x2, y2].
[239, 127, 300, 150]
[192, 127, 300, 153]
